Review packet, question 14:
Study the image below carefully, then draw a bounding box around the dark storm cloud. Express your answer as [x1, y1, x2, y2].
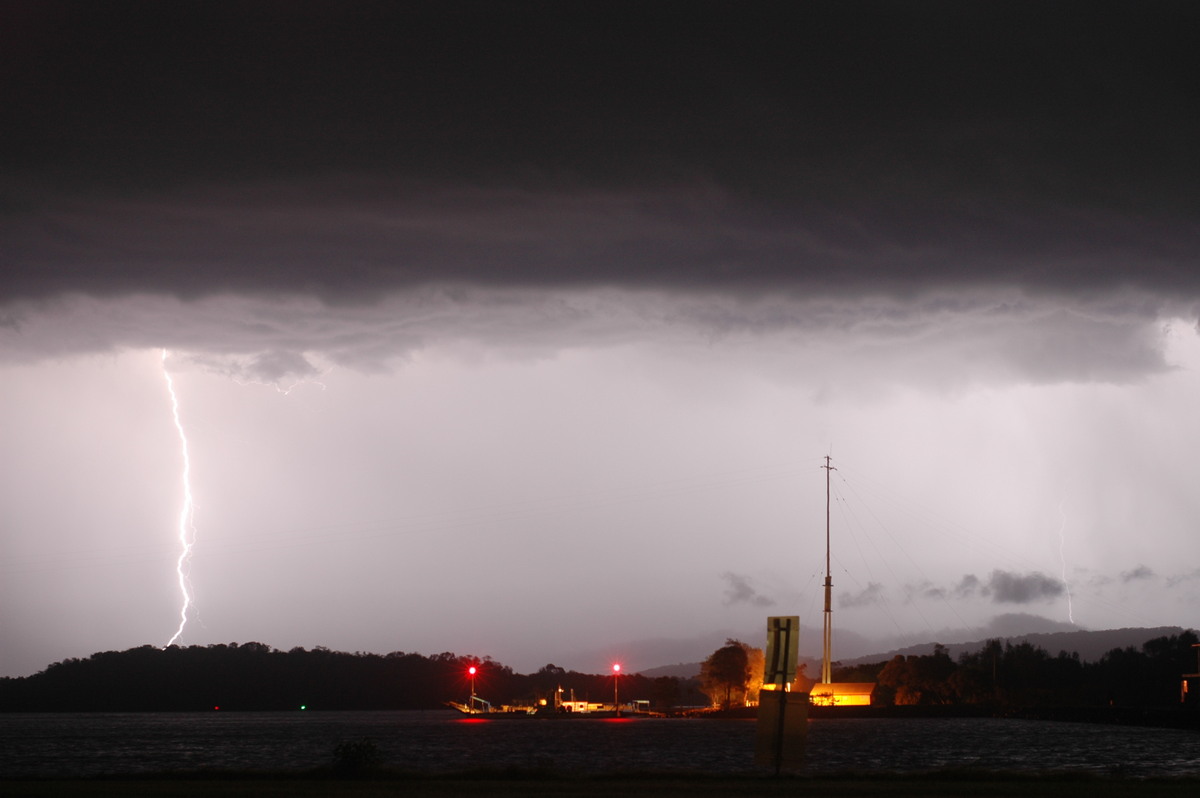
[721, 572, 774, 608]
[4, 1, 1200, 305]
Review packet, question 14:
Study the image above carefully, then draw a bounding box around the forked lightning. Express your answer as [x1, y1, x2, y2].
[161, 350, 196, 646]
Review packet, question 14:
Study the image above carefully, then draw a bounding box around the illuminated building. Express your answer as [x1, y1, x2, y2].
[808, 682, 876, 707]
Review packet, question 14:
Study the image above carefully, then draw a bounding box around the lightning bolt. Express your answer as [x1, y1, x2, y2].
[162, 350, 196, 646]
[1057, 500, 1075, 625]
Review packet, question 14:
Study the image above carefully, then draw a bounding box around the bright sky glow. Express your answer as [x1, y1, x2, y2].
[2, 311, 1197, 677]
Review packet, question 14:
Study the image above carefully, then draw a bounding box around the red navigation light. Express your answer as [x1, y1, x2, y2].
[468, 666, 477, 675]
[612, 663, 621, 673]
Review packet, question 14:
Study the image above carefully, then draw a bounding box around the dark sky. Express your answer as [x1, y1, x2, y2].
[2, 2, 1198, 678]
[5, 0, 1199, 300]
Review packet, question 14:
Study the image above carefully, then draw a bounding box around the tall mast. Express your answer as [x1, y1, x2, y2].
[821, 455, 835, 684]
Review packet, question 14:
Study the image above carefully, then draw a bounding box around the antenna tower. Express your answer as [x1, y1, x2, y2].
[821, 455, 835, 684]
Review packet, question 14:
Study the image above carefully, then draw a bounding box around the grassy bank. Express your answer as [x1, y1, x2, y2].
[7, 772, 1200, 798]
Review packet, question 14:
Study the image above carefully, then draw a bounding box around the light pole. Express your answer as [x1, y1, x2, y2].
[612, 663, 621, 716]
[468, 665, 477, 713]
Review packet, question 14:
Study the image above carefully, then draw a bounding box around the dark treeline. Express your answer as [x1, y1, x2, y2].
[0, 643, 706, 712]
[3, 630, 1195, 712]
[833, 630, 1200, 708]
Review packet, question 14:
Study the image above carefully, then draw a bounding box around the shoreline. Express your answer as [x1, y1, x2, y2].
[7, 771, 1200, 798]
[803, 704, 1200, 730]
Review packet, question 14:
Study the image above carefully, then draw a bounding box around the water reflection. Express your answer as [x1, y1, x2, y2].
[1, 712, 1196, 779]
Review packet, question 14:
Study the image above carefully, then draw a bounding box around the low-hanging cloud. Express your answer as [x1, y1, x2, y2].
[839, 582, 886, 609]
[187, 349, 322, 386]
[987, 571, 1064, 604]
[1121, 565, 1156, 583]
[952, 571, 1064, 604]
[902, 581, 950, 603]
[954, 574, 983, 599]
[721, 572, 774, 608]
[0, 282, 1188, 393]
[1166, 569, 1200, 588]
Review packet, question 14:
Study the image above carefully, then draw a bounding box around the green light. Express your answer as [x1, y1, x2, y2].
[300, 705, 307, 710]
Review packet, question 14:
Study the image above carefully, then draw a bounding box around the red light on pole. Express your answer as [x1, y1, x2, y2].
[467, 665, 477, 712]
[612, 663, 621, 716]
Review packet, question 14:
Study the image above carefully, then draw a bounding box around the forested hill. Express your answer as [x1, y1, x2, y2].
[840, 626, 1189, 666]
[833, 629, 1199, 709]
[3, 629, 1197, 712]
[642, 627, 1192, 681]
[0, 644, 693, 712]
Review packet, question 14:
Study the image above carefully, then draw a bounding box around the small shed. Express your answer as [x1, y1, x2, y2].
[808, 682, 876, 707]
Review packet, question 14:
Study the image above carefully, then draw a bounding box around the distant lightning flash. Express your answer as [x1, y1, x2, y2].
[1057, 500, 1075, 625]
[162, 350, 196, 646]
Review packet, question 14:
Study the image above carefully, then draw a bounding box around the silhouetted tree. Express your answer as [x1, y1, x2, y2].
[745, 645, 765, 704]
[877, 655, 917, 704]
[700, 639, 752, 709]
[1093, 630, 1200, 706]
[955, 638, 1004, 703]
[649, 675, 681, 710]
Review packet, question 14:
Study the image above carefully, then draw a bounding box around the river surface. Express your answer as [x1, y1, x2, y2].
[2, 711, 1198, 779]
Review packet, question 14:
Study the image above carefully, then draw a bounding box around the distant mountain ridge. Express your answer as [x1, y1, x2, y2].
[637, 626, 1190, 678]
[838, 626, 1188, 666]
[637, 662, 703, 679]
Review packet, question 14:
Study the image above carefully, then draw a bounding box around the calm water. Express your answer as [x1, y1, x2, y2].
[2, 711, 1198, 779]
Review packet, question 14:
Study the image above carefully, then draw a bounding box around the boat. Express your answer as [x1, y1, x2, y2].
[446, 686, 642, 718]
[446, 695, 535, 716]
